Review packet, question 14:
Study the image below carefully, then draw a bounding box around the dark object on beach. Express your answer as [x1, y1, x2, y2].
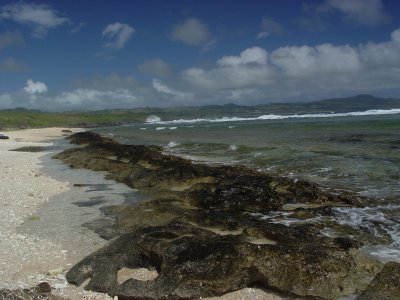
[0, 282, 59, 299]
[34, 282, 52, 293]
[358, 262, 400, 300]
[62, 129, 73, 133]
[73, 183, 90, 187]
[55, 132, 387, 299]
[0, 134, 9, 139]
[10, 146, 44, 152]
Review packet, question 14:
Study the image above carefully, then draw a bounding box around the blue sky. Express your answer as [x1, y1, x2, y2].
[0, 0, 400, 111]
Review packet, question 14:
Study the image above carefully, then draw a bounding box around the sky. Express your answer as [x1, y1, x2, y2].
[0, 0, 400, 111]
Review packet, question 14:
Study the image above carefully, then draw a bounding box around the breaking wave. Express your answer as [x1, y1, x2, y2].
[151, 108, 400, 125]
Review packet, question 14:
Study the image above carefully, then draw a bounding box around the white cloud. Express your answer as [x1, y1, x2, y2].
[171, 18, 212, 47]
[0, 2, 70, 38]
[305, 0, 391, 28]
[271, 44, 361, 76]
[183, 28, 400, 102]
[2, 29, 400, 110]
[218, 47, 268, 66]
[0, 30, 24, 50]
[152, 79, 192, 101]
[54, 89, 137, 108]
[138, 59, 172, 77]
[257, 17, 284, 39]
[102, 22, 135, 50]
[24, 79, 47, 94]
[324, 0, 390, 26]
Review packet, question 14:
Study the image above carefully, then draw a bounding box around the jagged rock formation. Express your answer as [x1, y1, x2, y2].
[54, 132, 394, 299]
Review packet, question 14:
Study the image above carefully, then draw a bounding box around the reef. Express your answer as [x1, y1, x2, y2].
[53, 132, 398, 299]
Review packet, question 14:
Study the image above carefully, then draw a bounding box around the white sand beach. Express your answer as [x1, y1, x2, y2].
[0, 127, 283, 300]
[0, 128, 112, 299]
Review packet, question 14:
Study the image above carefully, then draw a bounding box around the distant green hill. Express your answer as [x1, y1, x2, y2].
[1, 94, 400, 129]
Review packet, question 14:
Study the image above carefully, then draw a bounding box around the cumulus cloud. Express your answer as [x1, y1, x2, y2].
[183, 28, 400, 102]
[0, 57, 27, 72]
[138, 58, 172, 78]
[152, 79, 193, 101]
[301, 0, 390, 29]
[323, 0, 391, 26]
[217, 47, 268, 66]
[24, 79, 47, 94]
[0, 30, 24, 50]
[2, 29, 400, 110]
[102, 22, 135, 50]
[257, 17, 284, 39]
[67, 74, 164, 110]
[0, 2, 70, 38]
[171, 18, 212, 47]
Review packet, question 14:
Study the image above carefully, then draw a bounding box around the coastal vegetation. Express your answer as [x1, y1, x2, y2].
[1, 94, 400, 129]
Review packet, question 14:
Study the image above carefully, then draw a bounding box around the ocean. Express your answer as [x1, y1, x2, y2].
[92, 109, 400, 263]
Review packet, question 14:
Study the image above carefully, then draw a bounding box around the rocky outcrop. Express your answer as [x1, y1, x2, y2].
[358, 262, 400, 300]
[54, 132, 390, 299]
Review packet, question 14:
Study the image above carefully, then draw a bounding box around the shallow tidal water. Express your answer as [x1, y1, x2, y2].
[93, 113, 400, 263]
[18, 138, 144, 261]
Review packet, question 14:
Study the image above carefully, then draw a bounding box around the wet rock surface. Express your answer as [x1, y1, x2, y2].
[10, 146, 46, 152]
[54, 132, 393, 299]
[358, 261, 400, 300]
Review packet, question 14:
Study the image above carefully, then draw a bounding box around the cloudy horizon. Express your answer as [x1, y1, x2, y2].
[1, 0, 400, 111]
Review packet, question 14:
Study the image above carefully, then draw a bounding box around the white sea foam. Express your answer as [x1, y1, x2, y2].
[139, 127, 147, 130]
[167, 141, 180, 148]
[156, 127, 166, 130]
[364, 245, 400, 263]
[333, 205, 400, 263]
[333, 205, 400, 244]
[228, 145, 238, 151]
[169, 127, 178, 130]
[149, 108, 400, 125]
[146, 115, 161, 123]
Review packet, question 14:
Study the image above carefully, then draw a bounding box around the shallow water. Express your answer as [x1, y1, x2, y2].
[93, 113, 400, 262]
[18, 139, 144, 260]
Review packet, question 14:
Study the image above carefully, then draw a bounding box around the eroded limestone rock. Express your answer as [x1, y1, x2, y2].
[54, 132, 389, 299]
[358, 262, 400, 300]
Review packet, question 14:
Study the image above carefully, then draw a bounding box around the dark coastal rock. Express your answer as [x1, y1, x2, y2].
[10, 146, 45, 152]
[66, 131, 117, 145]
[0, 282, 60, 299]
[54, 132, 386, 299]
[358, 262, 400, 300]
[67, 220, 379, 300]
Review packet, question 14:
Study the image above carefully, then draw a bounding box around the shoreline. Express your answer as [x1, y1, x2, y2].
[0, 128, 114, 299]
[0, 128, 284, 300]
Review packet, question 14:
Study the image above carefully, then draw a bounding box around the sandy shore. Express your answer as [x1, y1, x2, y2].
[0, 128, 113, 299]
[0, 128, 284, 300]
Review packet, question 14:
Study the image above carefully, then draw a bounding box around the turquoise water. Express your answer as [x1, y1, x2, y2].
[93, 112, 400, 262]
